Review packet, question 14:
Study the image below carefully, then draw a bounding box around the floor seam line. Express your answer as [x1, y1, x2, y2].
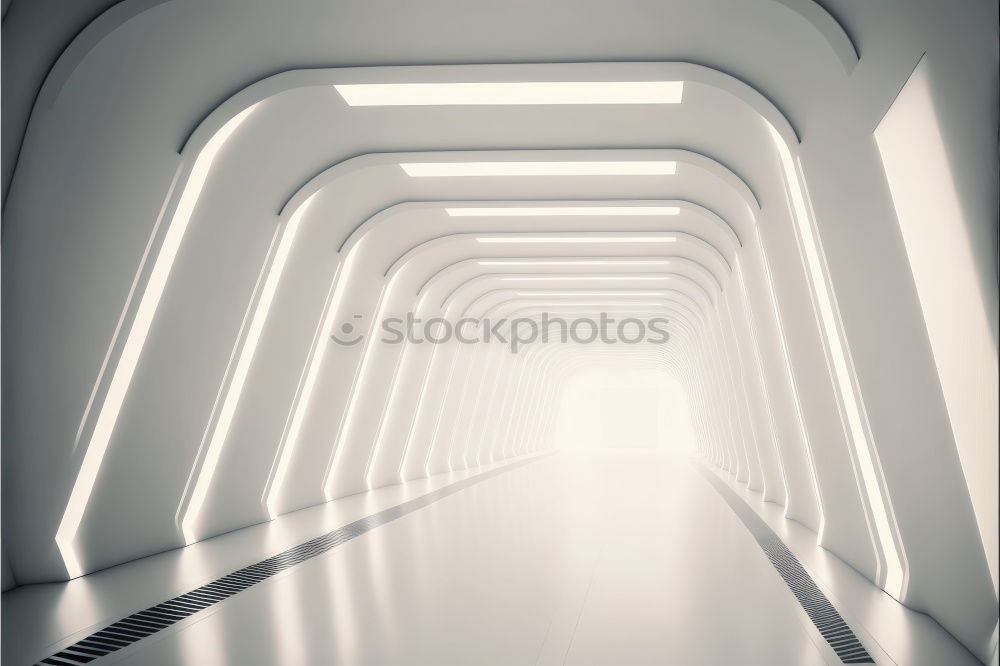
[32, 453, 551, 666]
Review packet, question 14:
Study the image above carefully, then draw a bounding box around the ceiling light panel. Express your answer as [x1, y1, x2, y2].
[478, 260, 671, 266]
[450, 207, 680, 217]
[335, 81, 683, 106]
[400, 161, 677, 177]
[515, 291, 667, 297]
[476, 236, 676, 243]
[500, 276, 671, 281]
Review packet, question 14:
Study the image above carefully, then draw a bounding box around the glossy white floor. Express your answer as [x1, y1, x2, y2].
[4, 451, 981, 665]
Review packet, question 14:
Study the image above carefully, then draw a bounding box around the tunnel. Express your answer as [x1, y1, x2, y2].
[1, 1, 998, 664]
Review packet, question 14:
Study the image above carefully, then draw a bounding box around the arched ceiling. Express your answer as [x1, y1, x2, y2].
[2, 2, 996, 663]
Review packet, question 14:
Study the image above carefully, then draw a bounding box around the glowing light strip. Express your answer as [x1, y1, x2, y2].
[398, 344, 439, 480]
[450, 206, 679, 217]
[400, 161, 676, 177]
[733, 257, 791, 503]
[515, 291, 667, 297]
[493, 357, 528, 459]
[362, 344, 407, 488]
[265, 251, 355, 518]
[54, 105, 257, 578]
[371, 292, 431, 486]
[471, 348, 507, 465]
[477, 236, 677, 244]
[442, 347, 478, 470]
[179, 196, 314, 544]
[503, 301, 666, 308]
[324, 280, 395, 497]
[478, 260, 671, 266]
[754, 225, 825, 529]
[424, 346, 464, 475]
[769, 124, 906, 598]
[500, 276, 671, 282]
[334, 81, 683, 106]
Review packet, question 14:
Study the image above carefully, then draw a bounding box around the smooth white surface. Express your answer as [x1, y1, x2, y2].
[2, 457, 542, 666]
[875, 58, 999, 593]
[54, 105, 259, 578]
[5, 452, 981, 666]
[768, 124, 906, 599]
[3, 3, 996, 660]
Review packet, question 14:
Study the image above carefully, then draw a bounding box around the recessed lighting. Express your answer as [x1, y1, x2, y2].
[515, 291, 667, 297]
[478, 260, 671, 267]
[265, 251, 357, 519]
[514, 301, 665, 307]
[451, 206, 679, 217]
[335, 81, 683, 106]
[54, 103, 259, 578]
[476, 236, 677, 243]
[181, 195, 316, 545]
[501, 276, 671, 281]
[400, 161, 677, 177]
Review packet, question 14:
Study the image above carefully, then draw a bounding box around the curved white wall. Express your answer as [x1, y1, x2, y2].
[2, 1, 996, 661]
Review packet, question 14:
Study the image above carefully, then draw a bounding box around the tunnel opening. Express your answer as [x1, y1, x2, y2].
[2, 3, 997, 665]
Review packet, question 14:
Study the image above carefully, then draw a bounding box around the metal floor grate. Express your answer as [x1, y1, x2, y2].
[36, 456, 545, 665]
[699, 466, 875, 664]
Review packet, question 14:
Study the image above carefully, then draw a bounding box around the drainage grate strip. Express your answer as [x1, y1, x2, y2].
[36, 455, 546, 665]
[698, 466, 875, 664]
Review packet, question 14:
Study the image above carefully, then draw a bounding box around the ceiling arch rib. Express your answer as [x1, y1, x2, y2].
[338, 253, 720, 485]
[263, 202, 744, 513]
[4, 0, 860, 212]
[385, 215, 739, 286]
[325, 214, 738, 493]
[401, 300, 704, 480]
[327, 277, 712, 498]
[380, 233, 756, 482]
[401, 308, 692, 475]
[406, 297, 707, 480]
[426, 324, 693, 471]
[286, 259, 715, 508]
[463, 340, 703, 466]
[54, 59, 793, 574]
[435, 266, 720, 312]
[2, 6, 994, 663]
[239, 214, 740, 520]
[416, 256, 727, 301]
[280, 149, 760, 231]
[392, 301, 703, 483]
[767, 0, 858, 71]
[185, 183, 751, 537]
[364, 264, 712, 486]
[177, 62, 802, 155]
[35, 58, 872, 624]
[240, 70, 796, 528]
